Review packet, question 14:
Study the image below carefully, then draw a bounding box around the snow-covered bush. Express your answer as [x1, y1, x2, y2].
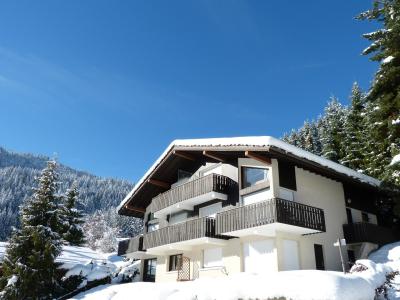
[83, 211, 119, 252]
[58, 252, 140, 296]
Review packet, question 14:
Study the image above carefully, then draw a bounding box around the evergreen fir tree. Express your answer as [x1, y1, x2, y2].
[312, 118, 324, 156]
[340, 83, 366, 171]
[358, 0, 400, 184]
[60, 184, 85, 246]
[0, 161, 62, 300]
[320, 97, 347, 162]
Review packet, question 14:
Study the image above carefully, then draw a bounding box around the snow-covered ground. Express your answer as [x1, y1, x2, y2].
[58, 245, 106, 269]
[71, 242, 400, 300]
[0, 242, 140, 291]
[1, 242, 108, 269]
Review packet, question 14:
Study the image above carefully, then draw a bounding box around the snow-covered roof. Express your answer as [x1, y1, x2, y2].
[117, 136, 381, 213]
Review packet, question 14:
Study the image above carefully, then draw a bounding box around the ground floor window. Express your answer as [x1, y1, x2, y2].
[143, 258, 157, 282]
[168, 254, 183, 271]
[314, 244, 325, 270]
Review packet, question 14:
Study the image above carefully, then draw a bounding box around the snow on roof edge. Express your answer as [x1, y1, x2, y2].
[117, 136, 381, 214]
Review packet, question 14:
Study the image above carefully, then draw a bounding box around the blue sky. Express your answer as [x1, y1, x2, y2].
[0, 1, 378, 182]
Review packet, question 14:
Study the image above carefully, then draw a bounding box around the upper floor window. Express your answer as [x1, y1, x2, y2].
[168, 211, 189, 225]
[362, 212, 370, 223]
[241, 166, 269, 188]
[278, 160, 297, 191]
[147, 213, 155, 222]
[147, 223, 159, 233]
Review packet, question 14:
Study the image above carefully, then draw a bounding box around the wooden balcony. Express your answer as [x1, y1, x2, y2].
[143, 217, 228, 251]
[343, 222, 397, 245]
[118, 235, 143, 256]
[216, 198, 326, 236]
[151, 174, 237, 217]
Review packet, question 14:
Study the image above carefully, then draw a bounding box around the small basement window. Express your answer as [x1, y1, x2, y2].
[169, 254, 182, 271]
[241, 166, 269, 188]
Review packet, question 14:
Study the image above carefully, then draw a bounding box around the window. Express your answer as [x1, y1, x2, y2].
[314, 244, 325, 270]
[178, 169, 193, 181]
[168, 254, 182, 271]
[147, 223, 159, 233]
[362, 212, 370, 222]
[203, 247, 223, 268]
[147, 213, 155, 222]
[346, 208, 353, 224]
[168, 211, 188, 225]
[143, 258, 157, 282]
[241, 166, 269, 188]
[199, 202, 222, 218]
[278, 160, 297, 190]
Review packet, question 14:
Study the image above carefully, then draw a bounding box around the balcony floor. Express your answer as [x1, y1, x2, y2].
[146, 237, 228, 255]
[153, 191, 227, 219]
[221, 222, 322, 238]
[124, 250, 157, 260]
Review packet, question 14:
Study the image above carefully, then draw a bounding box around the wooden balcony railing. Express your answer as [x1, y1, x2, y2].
[150, 174, 237, 213]
[343, 222, 397, 245]
[216, 198, 326, 235]
[143, 217, 222, 250]
[117, 235, 144, 256]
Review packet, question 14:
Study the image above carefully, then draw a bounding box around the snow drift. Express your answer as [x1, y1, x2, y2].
[71, 242, 400, 300]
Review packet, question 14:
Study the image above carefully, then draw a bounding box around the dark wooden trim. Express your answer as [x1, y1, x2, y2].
[343, 222, 397, 245]
[202, 151, 226, 162]
[125, 205, 146, 213]
[173, 151, 196, 161]
[150, 174, 237, 213]
[244, 151, 271, 165]
[117, 235, 144, 256]
[216, 198, 326, 234]
[148, 178, 171, 189]
[143, 217, 229, 250]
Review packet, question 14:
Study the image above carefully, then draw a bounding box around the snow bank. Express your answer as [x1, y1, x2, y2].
[60, 247, 140, 288]
[70, 271, 375, 300]
[58, 245, 106, 269]
[72, 242, 400, 300]
[369, 242, 400, 264]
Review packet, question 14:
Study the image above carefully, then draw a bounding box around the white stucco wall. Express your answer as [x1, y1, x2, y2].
[288, 167, 348, 271]
[149, 158, 354, 283]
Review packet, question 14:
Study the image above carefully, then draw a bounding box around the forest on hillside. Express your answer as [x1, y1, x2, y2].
[0, 147, 142, 242]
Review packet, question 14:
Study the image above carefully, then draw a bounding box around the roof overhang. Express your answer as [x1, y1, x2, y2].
[117, 136, 381, 217]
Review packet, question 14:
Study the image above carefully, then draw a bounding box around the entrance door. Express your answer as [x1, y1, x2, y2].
[282, 240, 300, 270]
[243, 239, 275, 273]
[314, 244, 325, 270]
[143, 258, 157, 282]
[346, 208, 353, 224]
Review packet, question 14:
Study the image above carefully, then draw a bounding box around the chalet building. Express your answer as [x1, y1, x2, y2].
[117, 136, 397, 282]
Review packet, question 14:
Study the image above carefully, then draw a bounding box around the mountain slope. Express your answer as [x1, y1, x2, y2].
[0, 147, 139, 240]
